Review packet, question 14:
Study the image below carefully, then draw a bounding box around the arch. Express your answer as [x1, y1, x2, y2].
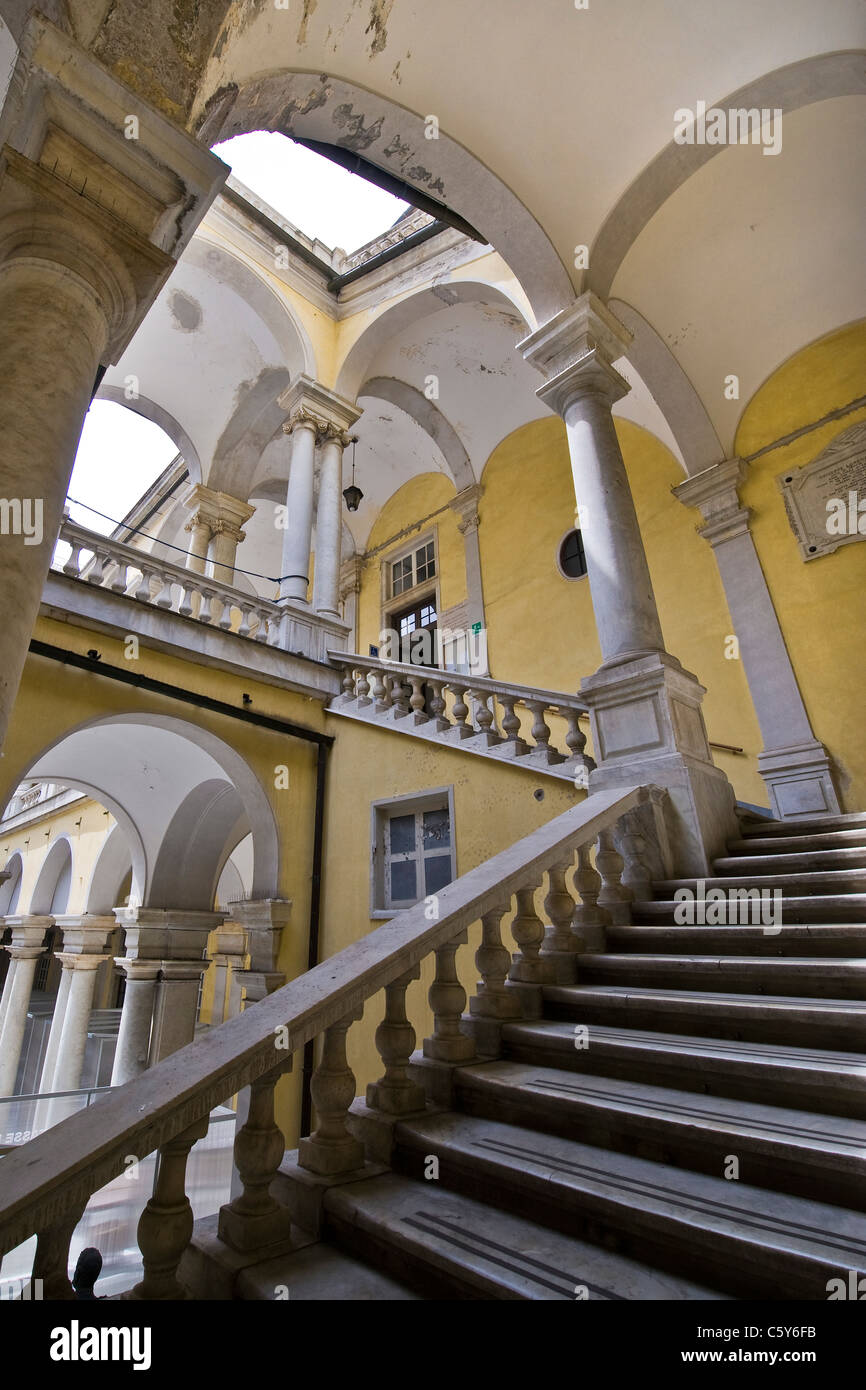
[0, 851, 23, 915]
[609, 300, 725, 476]
[197, 72, 573, 326]
[336, 280, 532, 401]
[359, 378, 474, 490]
[84, 824, 135, 915]
[95, 386, 203, 486]
[148, 779, 248, 910]
[207, 366, 291, 497]
[30, 837, 73, 916]
[23, 713, 280, 907]
[590, 52, 866, 300]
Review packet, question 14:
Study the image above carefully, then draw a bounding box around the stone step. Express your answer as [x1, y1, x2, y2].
[653, 869, 866, 896]
[715, 847, 866, 874]
[632, 895, 866, 924]
[453, 1059, 866, 1209]
[391, 1112, 866, 1299]
[739, 812, 866, 838]
[728, 829, 866, 854]
[501, 1019, 866, 1118]
[320, 1170, 728, 1300]
[543, 983, 866, 1049]
[576, 953, 866, 999]
[235, 1239, 423, 1301]
[606, 924, 866, 957]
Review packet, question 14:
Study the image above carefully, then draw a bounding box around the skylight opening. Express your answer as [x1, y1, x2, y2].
[212, 131, 410, 255]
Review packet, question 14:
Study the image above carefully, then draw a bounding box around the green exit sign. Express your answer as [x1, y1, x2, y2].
[470, 621, 483, 634]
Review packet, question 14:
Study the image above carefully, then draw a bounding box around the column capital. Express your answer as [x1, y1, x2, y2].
[0, 15, 227, 363]
[225, 898, 291, 976]
[113, 907, 225, 961]
[115, 957, 160, 982]
[673, 458, 751, 546]
[52, 914, 115, 955]
[339, 553, 365, 599]
[55, 951, 108, 972]
[3, 915, 52, 950]
[519, 292, 633, 417]
[450, 483, 483, 534]
[180, 484, 254, 533]
[278, 374, 361, 439]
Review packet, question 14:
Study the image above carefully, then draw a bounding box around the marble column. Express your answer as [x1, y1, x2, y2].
[40, 915, 113, 1092]
[0, 917, 51, 1095]
[313, 426, 351, 619]
[0, 14, 226, 754]
[180, 485, 254, 624]
[278, 409, 319, 606]
[111, 907, 224, 1077]
[674, 460, 841, 817]
[111, 959, 160, 1086]
[449, 484, 489, 674]
[339, 555, 365, 650]
[208, 922, 248, 1025]
[521, 293, 737, 873]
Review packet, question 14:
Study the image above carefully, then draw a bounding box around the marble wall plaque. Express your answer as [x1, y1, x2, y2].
[777, 419, 866, 561]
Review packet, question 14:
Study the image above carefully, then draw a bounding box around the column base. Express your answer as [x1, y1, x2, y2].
[581, 650, 738, 876]
[757, 740, 842, 819]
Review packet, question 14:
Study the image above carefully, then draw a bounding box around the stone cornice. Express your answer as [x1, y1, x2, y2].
[520, 293, 633, 419]
[673, 458, 751, 547]
[278, 375, 362, 437]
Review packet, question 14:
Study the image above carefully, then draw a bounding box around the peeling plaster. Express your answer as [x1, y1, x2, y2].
[332, 101, 384, 151]
[297, 0, 318, 46]
[364, 0, 395, 55]
[168, 288, 203, 332]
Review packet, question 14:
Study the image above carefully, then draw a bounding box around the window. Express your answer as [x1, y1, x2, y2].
[391, 540, 436, 597]
[558, 528, 588, 579]
[371, 788, 456, 915]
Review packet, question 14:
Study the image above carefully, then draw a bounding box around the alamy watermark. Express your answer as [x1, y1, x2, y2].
[826, 491, 866, 537]
[673, 101, 783, 156]
[0, 498, 43, 546]
[378, 622, 487, 674]
[673, 878, 782, 932]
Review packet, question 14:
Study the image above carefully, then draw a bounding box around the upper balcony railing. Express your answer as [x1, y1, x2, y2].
[49, 518, 349, 666]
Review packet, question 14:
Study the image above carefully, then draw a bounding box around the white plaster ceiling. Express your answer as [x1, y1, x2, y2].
[612, 95, 866, 452]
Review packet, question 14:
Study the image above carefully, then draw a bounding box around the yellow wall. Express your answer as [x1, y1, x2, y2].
[320, 709, 576, 1094]
[735, 321, 866, 811]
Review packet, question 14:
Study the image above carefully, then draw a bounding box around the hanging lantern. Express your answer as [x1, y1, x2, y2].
[342, 435, 363, 512]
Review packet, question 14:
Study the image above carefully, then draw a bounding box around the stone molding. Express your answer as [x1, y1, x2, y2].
[519, 292, 633, 416]
[278, 375, 362, 439]
[776, 419, 866, 561]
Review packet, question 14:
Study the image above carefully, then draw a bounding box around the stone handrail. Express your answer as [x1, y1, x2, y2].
[0, 784, 667, 1298]
[329, 650, 594, 772]
[51, 518, 349, 664]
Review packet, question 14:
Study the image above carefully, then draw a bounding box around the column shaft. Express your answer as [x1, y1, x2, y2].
[39, 966, 73, 1092]
[0, 951, 41, 1095]
[111, 968, 158, 1086]
[279, 420, 318, 605]
[52, 960, 104, 1093]
[312, 432, 344, 617]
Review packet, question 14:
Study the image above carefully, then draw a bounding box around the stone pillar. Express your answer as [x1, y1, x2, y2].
[180, 485, 254, 624]
[0, 14, 227, 754]
[521, 293, 737, 873]
[39, 915, 113, 1092]
[111, 907, 224, 1079]
[313, 426, 351, 619]
[111, 959, 159, 1086]
[674, 460, 841, 817]
[0, 917, 50, 1095]
[449, 484, 488, 674]
[339, 555, 364, 650]
[277, 375, 361, 610]
[208, 921, 247, 1025]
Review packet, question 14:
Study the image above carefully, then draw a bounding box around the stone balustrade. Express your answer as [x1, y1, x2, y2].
[51, 519, 349, 665]
[329, 651, 596, 779]
[0, 784, 669, 1298]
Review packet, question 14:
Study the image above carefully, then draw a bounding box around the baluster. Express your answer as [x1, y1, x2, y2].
[236, 605, 254, 639]
[218, 600, 234, 631]
[564, 708, 595, 770]
[62, 544, 82, 577]
[423, 932, 475, 1062]
[613, 810, 655, 902]
[356, 668, 372, 707]
[427, 679, 450, 733]
[367, 966, 427, 1114]
[153, 572, 174, 609]
[340, 665, 356, 700]
[254, 611, 271, 643]
[32, 1203, 86, 1299]
[131, 1115, 209, 1300]
[470, 905, 521, 1019]
[509, 882, 554, 984]
[497, 694, 529, 755]
[369, 666, 388, 713]
[390, 674, 410, 718]
[571, 842, 611, 949]
[380, 671, 394, 709]
[469, 689, 500, 745]
[524, 700, 565, 764]
[198, 588, 216, 625]
[132, 567, 155, 602]
[447, 684, 473, 740]
[408, 674, 429, 723]
[218, 1066, 293, 1250]
[543, 859, 580, 954]
[85, 552, 113, 586]
[298, 1010, 365, 1175]
[107, 559, 129, 593]
[595, 826, 633, 925]
[177, 582, 195, 617]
